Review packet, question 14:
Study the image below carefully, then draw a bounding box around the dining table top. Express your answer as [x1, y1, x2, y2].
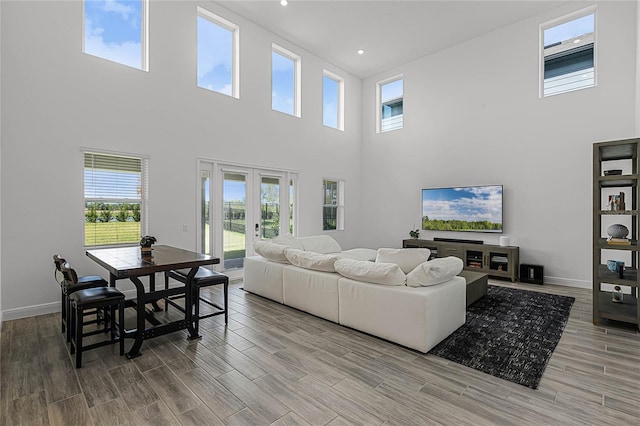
[86, 244, 220, 279]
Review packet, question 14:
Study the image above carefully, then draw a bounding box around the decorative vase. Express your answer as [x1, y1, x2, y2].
[607, 224, 629, 239]
[612, 286, 624, 303]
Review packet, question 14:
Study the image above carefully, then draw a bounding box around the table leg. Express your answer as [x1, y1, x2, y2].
[126, 276, 146, 358]
[148, 273, 162, 312]
[185, 267, 201, 340]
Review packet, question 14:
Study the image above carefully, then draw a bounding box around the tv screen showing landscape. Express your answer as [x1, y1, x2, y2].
[421, 185, 503, 233]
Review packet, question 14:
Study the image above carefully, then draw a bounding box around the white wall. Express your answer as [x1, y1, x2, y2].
[0, 0, 363, 319]
[361, 1, 638, 287]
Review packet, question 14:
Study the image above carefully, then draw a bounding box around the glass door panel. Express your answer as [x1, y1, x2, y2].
[223, 172, 247, 270]
[201, 170, 211, 255]
[260, 176, 280, 240]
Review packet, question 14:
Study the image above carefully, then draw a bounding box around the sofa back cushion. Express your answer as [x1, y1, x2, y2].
[334, 258, 406, 286]
[375, 248, 431, 274]
[298, 235, 342, 254]
[284, 248, 340, 272]
[406, 256, 463, 287]
[254, 241, 290, 264]
[272, 233, 304, 250]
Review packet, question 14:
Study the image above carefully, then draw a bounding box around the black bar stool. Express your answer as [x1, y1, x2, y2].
[65, 264, 125, 368]
[53, 254, 108, 341]
[164, 267, 228, 335]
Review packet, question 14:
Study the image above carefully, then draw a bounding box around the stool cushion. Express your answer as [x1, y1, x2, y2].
[70, 287, 125, 306]
[65, 279, 107, 294]
[168, 267, 228, 286]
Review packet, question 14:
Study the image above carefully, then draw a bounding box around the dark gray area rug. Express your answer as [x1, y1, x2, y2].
[429, 285, 575, 389]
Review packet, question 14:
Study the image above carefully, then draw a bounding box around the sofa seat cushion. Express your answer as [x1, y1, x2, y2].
[407, 256, 464, 287]
[334, 258, 406, 286]
[375, 248, 431, 274]
[243, 256, 289, 303]
[297, 235, 342, 254]
[283, 267, 340, 322]
[338, 276, 466, 352]
[253, 241, 290, 264]
[337, 248, 377, 262]
[284, 248, 340, 272]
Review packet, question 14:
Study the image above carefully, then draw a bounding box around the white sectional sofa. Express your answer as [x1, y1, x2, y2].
[243, 234, 466, 353]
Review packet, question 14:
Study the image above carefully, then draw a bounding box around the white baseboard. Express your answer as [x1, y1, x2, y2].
[539, 276, 591, 289]
[2, 301, 60, 321]
[0, 285, 177, 322]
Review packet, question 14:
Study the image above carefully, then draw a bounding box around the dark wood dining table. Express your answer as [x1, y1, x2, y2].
[86, 244, 220, 358]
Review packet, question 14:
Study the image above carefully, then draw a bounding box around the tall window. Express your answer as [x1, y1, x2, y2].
[272, 44, 301, 117]
[377, 76, 403, 132]
[83, 0, 149, 71]
[323, 70, 344, 130]
[197, 8, 239, 98]
[84, 151, 148, 246]
[541, 9, 595, 97]
[323, 179, 344, 231]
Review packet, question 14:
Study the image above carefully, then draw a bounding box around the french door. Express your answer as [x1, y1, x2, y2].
[197, 161, 297, 271]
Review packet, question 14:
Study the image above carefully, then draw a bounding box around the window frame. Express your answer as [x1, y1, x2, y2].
[376, 75, 404, 133]
[196, 7, 240, 99]
[539, 6, 597, 98]
[82, 0, 149, 72]
[271, 43, 302, 118]
[322, 69, 345, 131]
[322, 178, 344, 232]
[83, 149, 149, 248]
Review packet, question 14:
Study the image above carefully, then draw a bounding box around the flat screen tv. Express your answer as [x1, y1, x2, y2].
[421, 185, 503, 233]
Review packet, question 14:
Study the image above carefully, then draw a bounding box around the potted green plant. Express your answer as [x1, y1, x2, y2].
[409, 228, 420, 239]
[140, 235, 157, 256]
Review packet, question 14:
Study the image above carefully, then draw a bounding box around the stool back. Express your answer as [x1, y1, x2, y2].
[53, 254, 67, 287]
[60, 262, 80, 287]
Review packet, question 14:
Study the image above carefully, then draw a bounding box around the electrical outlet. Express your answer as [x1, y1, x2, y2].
[182, 224, 188, 232]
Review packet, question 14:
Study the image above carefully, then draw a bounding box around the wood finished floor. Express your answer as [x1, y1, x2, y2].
[1, 279, 640, 426]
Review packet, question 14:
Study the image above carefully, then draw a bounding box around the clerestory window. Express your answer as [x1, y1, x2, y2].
[83, 0, 149, 71]
[272, 44, 301, 117]
[197, 7, 239, 98]
[541, 8, 596, 97]
[377, 76, 403, 133]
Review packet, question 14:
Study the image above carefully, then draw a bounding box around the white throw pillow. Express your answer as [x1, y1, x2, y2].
[254, 241, 290, 264]
[334, 258, 406, 286]
[406, 256, 463, 287]
[298, 235, 343, 254]
[284, 248, 340, 272]
[375, 248, 431, 274]
[337, 248, 378, 262]
[272, 233, 304, 250]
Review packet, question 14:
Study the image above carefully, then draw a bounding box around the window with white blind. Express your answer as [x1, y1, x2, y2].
[323, 178, 344, 231]
[84, 151, 148, 246]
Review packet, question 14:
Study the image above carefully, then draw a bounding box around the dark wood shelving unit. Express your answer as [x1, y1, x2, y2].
[593, 138, 640, 330]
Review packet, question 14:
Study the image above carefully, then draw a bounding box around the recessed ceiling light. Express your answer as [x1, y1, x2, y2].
[573, 38, 581, 43]
[280, 0, 288, 5]
[357, 49, 365, 55]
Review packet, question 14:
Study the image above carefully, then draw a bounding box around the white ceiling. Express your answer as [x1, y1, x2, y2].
[219, 0, 569, 79]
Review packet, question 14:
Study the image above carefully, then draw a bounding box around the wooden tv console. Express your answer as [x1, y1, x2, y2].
[402, 238, 519, 282]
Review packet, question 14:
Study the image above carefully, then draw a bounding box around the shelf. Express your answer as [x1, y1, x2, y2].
[597, 265, 638, 287]
[597, 238, 638, 250]
[599, 142, 638, 161]
[598, 175, 638, 188]
[597, 292, 638, 324]
[598, 210, 639, 215]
